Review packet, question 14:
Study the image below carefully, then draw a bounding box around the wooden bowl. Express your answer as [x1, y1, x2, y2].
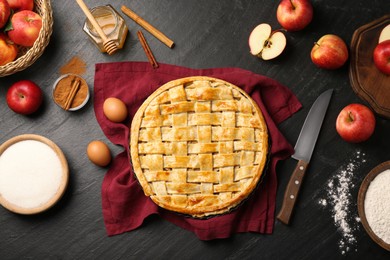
[0, 0, 53, 77]
[0, 134, 68, 215]
[349, 15, 390, 118]
[357, 161, 390, 251]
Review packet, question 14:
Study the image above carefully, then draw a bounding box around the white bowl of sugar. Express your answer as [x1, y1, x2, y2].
[358, 161, 390, 251]
[0, 134, 69, 215]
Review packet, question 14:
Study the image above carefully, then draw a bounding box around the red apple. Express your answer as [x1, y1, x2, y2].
[0, 33, 17, 65]
[276, 0, 313, 31]
[7, 10, 42, 47]
[336, 104, 376, 143]
[6, 80, 43, 115]
[6, 0, 33, 11]
[311, 34, 349, 69]
[373, 39, 390, 75]
[0, 0, 11, 28]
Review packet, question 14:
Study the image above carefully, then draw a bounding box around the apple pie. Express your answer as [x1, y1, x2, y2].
[130, 76, 268, 217]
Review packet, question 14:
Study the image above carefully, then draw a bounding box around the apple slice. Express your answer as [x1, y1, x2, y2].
[249, 23, 272, 56]
[261, 31, 286, 60]
[379, 24, 390, 43]
[249, 23, 286, 60]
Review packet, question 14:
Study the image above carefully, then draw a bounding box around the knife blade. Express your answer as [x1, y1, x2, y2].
[277, 89, 333, 225]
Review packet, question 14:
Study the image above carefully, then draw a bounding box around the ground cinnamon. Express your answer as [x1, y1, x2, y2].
[53, 74, 88, 110]
[59, 56, 87, 75]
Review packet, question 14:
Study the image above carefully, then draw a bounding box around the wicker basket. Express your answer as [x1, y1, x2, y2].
[0, 0, 53, 77]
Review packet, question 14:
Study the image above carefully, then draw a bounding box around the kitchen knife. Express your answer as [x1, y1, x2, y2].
[277, 89, 333, 225]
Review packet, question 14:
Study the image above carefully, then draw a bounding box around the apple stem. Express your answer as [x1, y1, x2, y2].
[314, 42, 320, 47]
[348, 111, 354, 122]
[289, 0, 296, 10]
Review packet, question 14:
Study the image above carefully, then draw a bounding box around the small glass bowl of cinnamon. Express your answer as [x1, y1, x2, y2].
[52, 74, 90, 111]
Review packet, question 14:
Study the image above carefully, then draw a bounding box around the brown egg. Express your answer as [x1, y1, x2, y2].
[103, 97, 128, 123]
[86, 140, 111, 167]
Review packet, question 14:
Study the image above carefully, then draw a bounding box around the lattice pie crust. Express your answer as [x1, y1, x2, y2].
[130, 76, 268, 217]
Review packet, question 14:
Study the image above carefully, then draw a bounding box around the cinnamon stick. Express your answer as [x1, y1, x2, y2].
[64, 79, 81, 110]
[137, 30, 159, 69]
[121, 5, 174, 48]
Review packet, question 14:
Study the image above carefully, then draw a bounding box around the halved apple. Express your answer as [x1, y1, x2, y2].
[249, 23, 286, 60]
[379, 24, 390, 43]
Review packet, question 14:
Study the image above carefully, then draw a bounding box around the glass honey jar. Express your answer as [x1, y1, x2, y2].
[83, 5, 128, 53]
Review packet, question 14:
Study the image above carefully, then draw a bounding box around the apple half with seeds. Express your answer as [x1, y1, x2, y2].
[249, 23, 286, 60]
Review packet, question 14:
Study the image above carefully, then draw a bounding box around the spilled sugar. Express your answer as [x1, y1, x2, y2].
[318, 150, 366, 255]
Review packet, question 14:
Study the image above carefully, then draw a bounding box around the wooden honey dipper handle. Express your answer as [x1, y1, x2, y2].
[75, 0, 109, 42]
[76, 0, 118, 54]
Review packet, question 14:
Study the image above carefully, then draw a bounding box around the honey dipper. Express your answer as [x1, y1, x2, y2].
[75, 0, 118, 55]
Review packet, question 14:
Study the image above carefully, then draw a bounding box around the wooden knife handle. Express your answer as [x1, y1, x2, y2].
[277, 160, 309, 225]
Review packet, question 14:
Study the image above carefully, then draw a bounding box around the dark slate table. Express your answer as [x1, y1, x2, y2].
[0, 1, 389, 259]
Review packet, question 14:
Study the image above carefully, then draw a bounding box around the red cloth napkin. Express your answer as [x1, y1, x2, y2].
[94, 62, 301, 240]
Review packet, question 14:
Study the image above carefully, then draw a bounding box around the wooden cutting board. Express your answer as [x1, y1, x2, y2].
[349, 15, 390, 119]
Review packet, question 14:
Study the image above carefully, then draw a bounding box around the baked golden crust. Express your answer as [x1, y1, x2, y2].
[130, 76, 268, 217]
